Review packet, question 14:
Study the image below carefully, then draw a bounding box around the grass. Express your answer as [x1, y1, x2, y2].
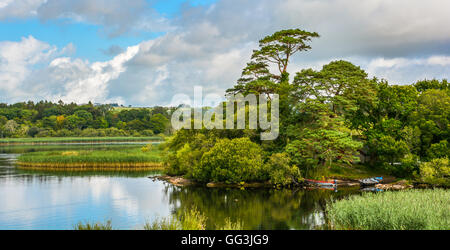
[17, 169, 162, 177]
[74, 220, 113, 230]
[0, 136, 162, 144]
[326, 189, 450, 230]
[145, 206, 207, 230]
[73, 207, 244, 230]
[144, 207, 244, 230]
[16, 147, 164, 171]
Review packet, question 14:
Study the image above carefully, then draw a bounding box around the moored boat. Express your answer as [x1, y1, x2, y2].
[305, 179, 337, 187]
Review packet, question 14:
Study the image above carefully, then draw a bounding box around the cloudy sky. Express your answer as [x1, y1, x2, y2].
[0, 0, 449, 106]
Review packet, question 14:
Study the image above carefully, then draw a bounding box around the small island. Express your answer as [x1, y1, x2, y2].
[16, 145, 163, 171]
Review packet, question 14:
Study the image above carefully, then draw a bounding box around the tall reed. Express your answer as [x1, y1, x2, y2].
[326, 189, 450, 230]
[74, 220, 113, 230]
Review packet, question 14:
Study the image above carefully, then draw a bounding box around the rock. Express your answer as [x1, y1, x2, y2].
[375, 183, 413, 190]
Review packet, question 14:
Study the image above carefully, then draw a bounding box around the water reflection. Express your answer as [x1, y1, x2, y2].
[0, 145, 359, 230]
[164, 185, 358, 230]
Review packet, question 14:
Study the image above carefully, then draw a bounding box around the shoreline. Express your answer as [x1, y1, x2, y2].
[151, 175, 415, 190]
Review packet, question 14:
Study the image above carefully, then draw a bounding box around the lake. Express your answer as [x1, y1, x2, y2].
[0, 144, 360, 230]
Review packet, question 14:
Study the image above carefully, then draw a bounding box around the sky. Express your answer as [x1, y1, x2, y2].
[0, 0, 449, 106]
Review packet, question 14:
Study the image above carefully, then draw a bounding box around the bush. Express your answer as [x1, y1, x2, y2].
[141, 144, 152, 153]
[141, 130, 154, 136]
[419, 158, 449, 187]
[165, 133, 217, 176]
[194, 137, 266, 183]
[426, 140, 449, 160]
[392, 154, 420, 178]
[265, 153, 301, 186]
[27, 127, 40, 137]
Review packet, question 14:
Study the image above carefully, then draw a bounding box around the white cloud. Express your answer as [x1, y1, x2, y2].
[365, 56, 450, 84]
[0, 36, 64, 98]
[0, 36, 137, 104]
[1, 0, 450, 105]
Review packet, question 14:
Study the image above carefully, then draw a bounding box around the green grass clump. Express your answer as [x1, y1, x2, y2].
[327, 189, 450, 230]
[145, 207, 206, 230]
[218, 218, 245, 230]
[74, 220, 113, 230]
[144, 207, 243, 230]
[144, 217, 183, 230]
[16, 148, 163, 170]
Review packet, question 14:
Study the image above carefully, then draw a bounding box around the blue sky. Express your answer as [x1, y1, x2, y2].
[0, 0, 216, 62]
[0, 0, 449, 106]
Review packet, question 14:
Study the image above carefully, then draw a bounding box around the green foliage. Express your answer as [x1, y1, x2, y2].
[327, 189, 450, 230]
[426, 140, 449, 160]
[396, 154, 420, 178]
[419, 158, 450, 187]
[414, 79, 449, 93]
[150, 114, 169, 134]
[0, 101, 172, 138]
[145, 207, 207, 230]
[367, 135, 409, 166]
[180, 206, 207, 230]
[218, 218, 244, 230]
[141, 144, 153, 153]
[195, 138, 266, 183]
[286, 129, 362, 177]
[265, 153, 301, 186]
[27, 127, 40, 137]
[74, 220, 113, 230]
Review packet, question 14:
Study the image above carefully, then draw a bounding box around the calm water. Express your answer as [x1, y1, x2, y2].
[0, 144, 359, 230]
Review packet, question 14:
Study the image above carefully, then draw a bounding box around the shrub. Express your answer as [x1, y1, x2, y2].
[141, 130, 154, 136]
[194, 138, 266, 183]
[419, 158, 450, 187]
[265, 153, 301, 186]
[27, 127, 40, 137]
[426, 140, 449, 160]
[144, 217, 182, 230]
[165, 133, 216, 177]
[141, 144, 153, 153]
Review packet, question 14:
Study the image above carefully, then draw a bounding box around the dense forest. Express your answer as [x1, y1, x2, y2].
[0, 102, 172, 138]
[164, 29, 449, 186]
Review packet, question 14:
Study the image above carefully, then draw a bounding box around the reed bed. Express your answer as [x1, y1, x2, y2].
[326, 189, 450, 230]
[0, 136, 162, 144]
[16, 148, 164, 171]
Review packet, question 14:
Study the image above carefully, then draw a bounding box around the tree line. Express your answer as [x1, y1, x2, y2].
[0, 101, 172, 138]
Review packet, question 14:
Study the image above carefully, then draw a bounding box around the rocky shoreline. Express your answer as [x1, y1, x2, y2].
[150, 175, 414, 190]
